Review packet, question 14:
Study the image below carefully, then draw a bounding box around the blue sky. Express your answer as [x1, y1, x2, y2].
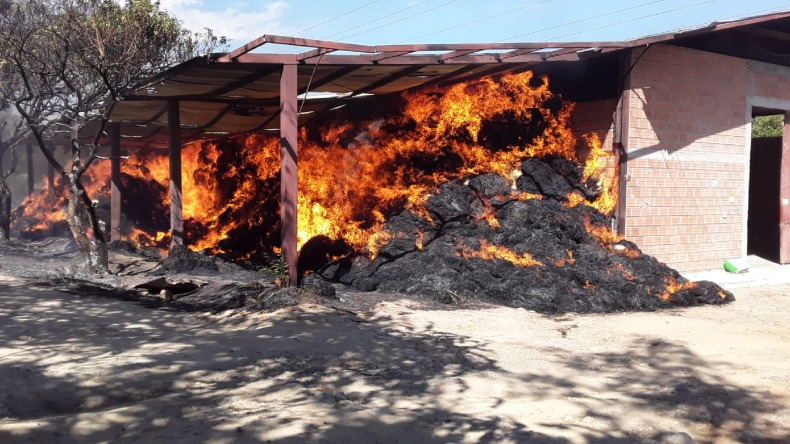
[159, 0, 790, 49]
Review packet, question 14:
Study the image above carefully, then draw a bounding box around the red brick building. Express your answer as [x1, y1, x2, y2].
[566, 15, 790, 272]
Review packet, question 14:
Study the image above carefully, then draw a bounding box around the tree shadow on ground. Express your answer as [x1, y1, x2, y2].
[0, 276, 787, 443]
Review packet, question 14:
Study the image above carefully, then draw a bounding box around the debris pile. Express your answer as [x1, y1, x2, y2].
[321, 156, 734, 314]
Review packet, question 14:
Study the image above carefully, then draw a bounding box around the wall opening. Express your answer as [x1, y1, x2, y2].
[747, 112, 783, 262]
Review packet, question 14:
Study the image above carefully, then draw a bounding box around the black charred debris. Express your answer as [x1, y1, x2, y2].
[305, 156, 734, 314]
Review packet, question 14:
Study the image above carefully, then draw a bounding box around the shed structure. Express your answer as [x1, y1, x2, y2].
[106, 11, 790, 277]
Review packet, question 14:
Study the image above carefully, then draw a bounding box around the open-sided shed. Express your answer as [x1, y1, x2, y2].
[106, 11, 790, 280]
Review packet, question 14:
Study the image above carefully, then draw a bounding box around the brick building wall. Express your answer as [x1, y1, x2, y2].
[623, 44, 750, 272]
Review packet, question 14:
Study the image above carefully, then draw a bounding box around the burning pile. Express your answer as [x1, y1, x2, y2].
[11, 71, 734, 313]
[327, 158, 732, 313]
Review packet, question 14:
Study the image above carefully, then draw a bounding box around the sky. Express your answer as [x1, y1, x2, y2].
[158, 0, 790, 50]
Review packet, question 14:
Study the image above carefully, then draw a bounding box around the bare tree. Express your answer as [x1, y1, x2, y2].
[0, 0, 225, 271]
[0, 106, 31, 242]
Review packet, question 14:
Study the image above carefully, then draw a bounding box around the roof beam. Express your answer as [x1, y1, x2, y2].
[351, 65, 426, 96]
[218, 34, 377, 62]
[744, 25, 790, 42]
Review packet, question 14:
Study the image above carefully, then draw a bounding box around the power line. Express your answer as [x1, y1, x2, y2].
[322, 0, 437, 40]
[399, 0, 553, 43]
[293, 0, 385, 37]
[497, 0, 673, 42]
[333, 0, 465, 42]
[547, 0, 717, 41]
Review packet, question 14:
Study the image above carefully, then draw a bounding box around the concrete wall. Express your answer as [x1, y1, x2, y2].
[624, 44, 750, 272]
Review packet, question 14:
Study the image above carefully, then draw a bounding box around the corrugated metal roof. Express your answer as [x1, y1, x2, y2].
[106, 10, 790, 147]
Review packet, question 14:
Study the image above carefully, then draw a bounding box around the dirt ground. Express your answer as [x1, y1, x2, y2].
[0, 241, 788, 443]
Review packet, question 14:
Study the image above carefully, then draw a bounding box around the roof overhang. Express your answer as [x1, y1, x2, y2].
[104, 10, 790, 148]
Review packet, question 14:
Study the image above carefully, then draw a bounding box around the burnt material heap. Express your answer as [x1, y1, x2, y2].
[323, 156, 734, 314]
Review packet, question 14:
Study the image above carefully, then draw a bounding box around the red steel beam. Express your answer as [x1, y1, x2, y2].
[615, 50, 633, 236]
[168, 100, 184, 247]
[280, 64, 299, 286]
[218, 34, 376, 62]
[780, 111, 790, 264]
[26, 144, 34, 195]
[110, 122, 122, 242]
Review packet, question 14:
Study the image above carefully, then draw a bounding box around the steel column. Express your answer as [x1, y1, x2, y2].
[110, 123, 122, 242]
[46, 143, 55, 204]
[615, 50, 633, 236]
[26, 144, 33, 195]
[280, 64, 299, 286]
[168, 100, 184, 247]
[780, 111, 790, 263]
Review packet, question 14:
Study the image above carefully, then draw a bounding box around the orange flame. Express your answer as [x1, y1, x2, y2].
[660, 276, 698, 302]
[16, 71, 613, 263]
[457, 240, 543, 267]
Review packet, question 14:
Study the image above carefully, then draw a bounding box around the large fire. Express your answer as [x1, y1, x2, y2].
[12, 71, 616, 264]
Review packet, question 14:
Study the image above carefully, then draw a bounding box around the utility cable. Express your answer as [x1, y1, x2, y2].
[335, 0, 464, 41]
[322, 0, 437, 40]
[293, 0, 385, 37]
[547, 0, 717, 41]
[497, 0, 672, 42]
[399, 0, 552, 43]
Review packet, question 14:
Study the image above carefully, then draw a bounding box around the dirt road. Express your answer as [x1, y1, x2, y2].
[0, 269, 788, 443]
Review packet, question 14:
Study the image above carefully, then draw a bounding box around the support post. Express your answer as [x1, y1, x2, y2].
[780, 111, 790, 263]
[110, 123, 122, 242]
[46, 143, 55, 204]
[168, 100, 184, 248]
[280, 64, 299, 286]
[26, 144, 34, 195]
[615, 49, 633, 236]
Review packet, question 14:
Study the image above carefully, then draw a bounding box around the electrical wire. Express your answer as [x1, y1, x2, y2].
[333, 0, 464, 41]
[293, 0, 385, 37]
[399, 0, 552, 43]
[497, 0, 672, 42]
[322, 0, 437, 40]
[547, 0, 717, 41]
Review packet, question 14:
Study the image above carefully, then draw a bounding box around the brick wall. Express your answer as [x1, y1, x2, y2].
[624, 44, 750, 272]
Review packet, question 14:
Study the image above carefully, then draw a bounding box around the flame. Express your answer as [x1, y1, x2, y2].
[584, 214, 621, 245]
[476, 197, 501, 229]
[457, 240, 543, 267]
[609, 262, 636, 281]
[555, 249, 575, 267]
[660, 276, 698, 302]
[14, 71, 615, 264]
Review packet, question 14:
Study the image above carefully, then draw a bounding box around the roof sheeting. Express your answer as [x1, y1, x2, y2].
[106, 10, 790, 147]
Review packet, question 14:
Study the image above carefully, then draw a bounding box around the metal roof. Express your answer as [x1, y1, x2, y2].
[106, 10, 790, 147]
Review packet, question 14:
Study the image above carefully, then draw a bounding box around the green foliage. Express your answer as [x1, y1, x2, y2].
[752, 114, 784, 138]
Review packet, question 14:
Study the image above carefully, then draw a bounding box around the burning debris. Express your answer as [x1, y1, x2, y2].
[10, 71, 734, 314]
[326, 157, 733, 313]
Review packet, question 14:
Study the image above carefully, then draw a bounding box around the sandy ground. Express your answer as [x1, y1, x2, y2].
[0, 247, 789, 443]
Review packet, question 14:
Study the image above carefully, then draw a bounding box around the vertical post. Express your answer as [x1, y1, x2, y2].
[46, 143, 55, 204]
[280, 64, 299, 286]
[26, 144, 34, 195]
[169, 100, 184, 248]
[615, 49, 633, 236]
[779, 111, 790, 263]
[110, 123, 122, 242]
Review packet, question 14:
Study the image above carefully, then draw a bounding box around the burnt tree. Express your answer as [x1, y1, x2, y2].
[0, 0, 225, 272]
[0, 106, 29, 242]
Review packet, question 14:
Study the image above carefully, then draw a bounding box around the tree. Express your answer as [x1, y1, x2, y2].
[752, 114, 784, 138]
[0, 0, 225, 271]
[0, 106, 30, 242]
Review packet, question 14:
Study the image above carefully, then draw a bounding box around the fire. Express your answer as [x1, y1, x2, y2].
[660, 276, 698, 302]
[14, 71, 618, 265]
[555, 249, 575, 267]
[608, 262, 636, 281]
[476, 197, 501, 229]
[584, 214, 621, 245]
[457, 240, 543, 267]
